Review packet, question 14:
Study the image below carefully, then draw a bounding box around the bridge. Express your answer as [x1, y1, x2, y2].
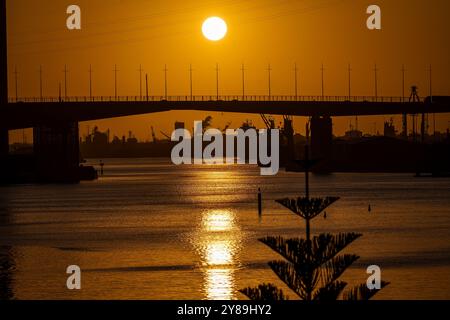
[1, 0, 450, 183]
[3, 95, 450, 130]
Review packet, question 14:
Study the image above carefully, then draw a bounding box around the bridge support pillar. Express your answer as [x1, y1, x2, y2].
[0, 129, 8, 182]
[402, 114, 408, 139]
[310, 115, 333, 172]
[0, 129, 7, 158]
[1, 0, 8, 159]
[283, 117, 295, 163]
[33, 122, 80, 183]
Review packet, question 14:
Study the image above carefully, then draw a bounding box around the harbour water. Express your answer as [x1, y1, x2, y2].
[0, 158, 449, 300]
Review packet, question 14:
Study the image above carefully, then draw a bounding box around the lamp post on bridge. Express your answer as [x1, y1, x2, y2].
[267, 63, 272, 100]
[321, 63, 325, 101]
[138, 64, 143, 100]
[89, 64, 93, 101]
[164, 64, 168, 100]
[348, 63, 358, 130]
[113, 64, 119, 100]
[38, 65, 43, 102]
[401, 64, 408, 139]
[146, 73, 149, 101]
[241, 63, 246, 101]
[294, 63, 298, 101]
[189, 64, 193, 101]
[347, 63, 352, 100]
[215, 63, 220, 101]
[13, 65, 18, 102]
[429, 64, 435, 138]
[401, 64, 405, 103]
[63, 64, 69, 100]
[374, 63, 378, 101]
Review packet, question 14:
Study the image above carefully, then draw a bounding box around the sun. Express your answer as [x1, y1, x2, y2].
[202, 17, 227, 41]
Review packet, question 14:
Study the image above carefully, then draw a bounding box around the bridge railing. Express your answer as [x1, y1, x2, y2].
[8, 95, 406, 103]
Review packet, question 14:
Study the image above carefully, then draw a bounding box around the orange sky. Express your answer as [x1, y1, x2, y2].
[6, 0, 450, 142]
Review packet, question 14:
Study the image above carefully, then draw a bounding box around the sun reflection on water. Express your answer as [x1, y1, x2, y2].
[193, 209, 242, 300]
[203, 210, 234, 232]
[205, 241, 233, 266]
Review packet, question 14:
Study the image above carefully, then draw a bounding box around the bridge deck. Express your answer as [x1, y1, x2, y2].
[2, 95, 450, 130]
[9, 95, 406, 103]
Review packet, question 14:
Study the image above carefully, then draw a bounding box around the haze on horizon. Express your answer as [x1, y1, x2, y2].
[6, 0, 450, 142]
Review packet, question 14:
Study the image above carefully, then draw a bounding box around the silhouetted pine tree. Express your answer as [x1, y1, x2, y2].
[240, 196, 388, 301]
[240, 140, 388, 301]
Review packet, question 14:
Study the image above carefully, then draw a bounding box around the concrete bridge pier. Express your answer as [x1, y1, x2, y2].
[0, 130, 7, 157]
[0, 130, 9, 182]
[1, 1, 7, 159]
[283, 117, 295, 163]
[310, 115, 333, 172]
[1, 0, 9, 180]
[33, 122, 81, 183]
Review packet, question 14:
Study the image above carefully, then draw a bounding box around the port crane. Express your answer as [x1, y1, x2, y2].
[160, 131, 171, 140]
[260, 114, 275, 129]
